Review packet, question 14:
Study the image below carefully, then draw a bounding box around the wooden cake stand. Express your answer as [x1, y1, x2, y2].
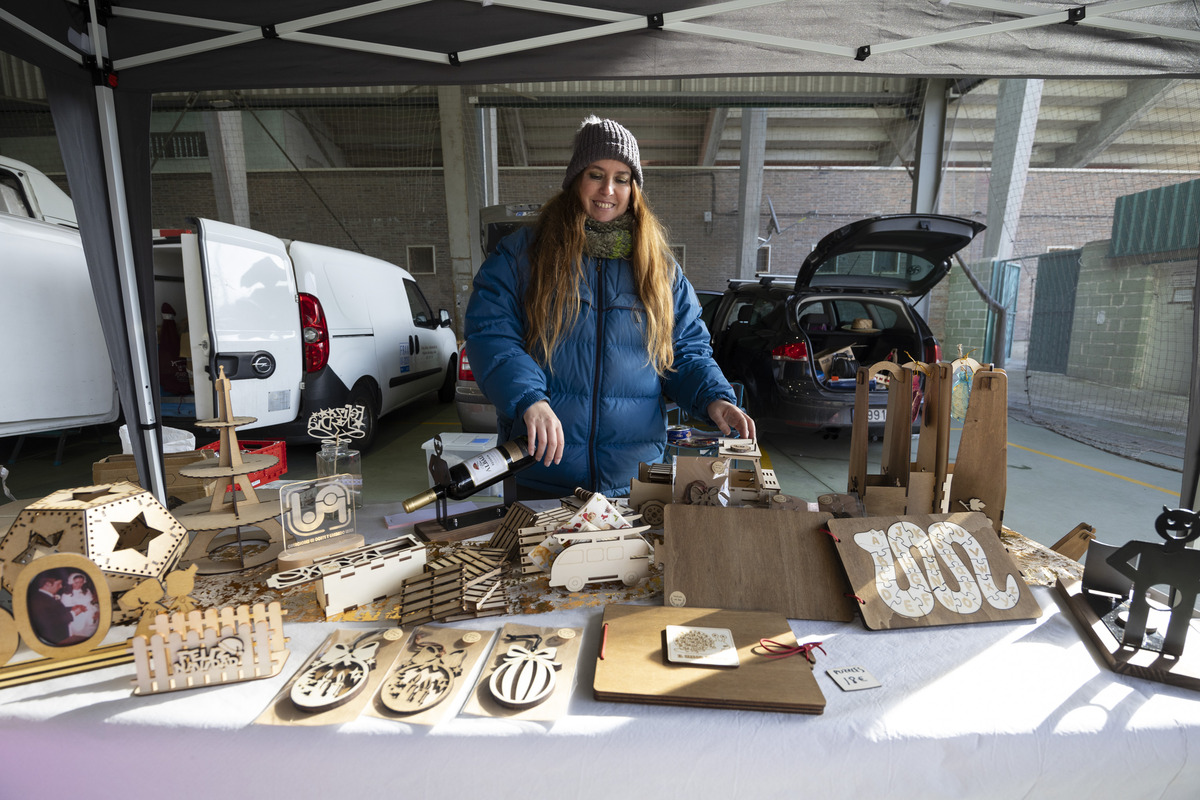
[174, 368, 285, 574]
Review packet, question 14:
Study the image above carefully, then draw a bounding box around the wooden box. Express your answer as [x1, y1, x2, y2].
[92, 450, 217, 503]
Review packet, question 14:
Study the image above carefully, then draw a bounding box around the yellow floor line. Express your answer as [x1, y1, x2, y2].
[1008, 441, 1176, 496]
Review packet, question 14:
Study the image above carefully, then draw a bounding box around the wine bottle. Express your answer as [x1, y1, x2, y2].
[403, 435, 534, 512]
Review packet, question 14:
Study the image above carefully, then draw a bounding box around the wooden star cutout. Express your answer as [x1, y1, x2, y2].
[112, 513, 162, 557]
[15, 531, 64, 564]
[71, 488, 118, 503]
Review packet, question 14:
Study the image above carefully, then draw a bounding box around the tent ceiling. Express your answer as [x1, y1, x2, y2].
[2, 0, 1198, 93]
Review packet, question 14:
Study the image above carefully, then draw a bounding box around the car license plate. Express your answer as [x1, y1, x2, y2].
[854, 408, 886, 423]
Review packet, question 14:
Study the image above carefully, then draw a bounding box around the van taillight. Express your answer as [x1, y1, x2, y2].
[926, 341, 942, 363]
[771, 342, 809, 361]
[299, 292, 329, 373]
[458, 349, 475, 381]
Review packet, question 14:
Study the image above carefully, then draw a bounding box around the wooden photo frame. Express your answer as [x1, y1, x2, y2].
[12, 553, 113, 660]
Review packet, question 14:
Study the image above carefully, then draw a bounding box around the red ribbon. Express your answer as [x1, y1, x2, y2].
[757, 638, 826, 663]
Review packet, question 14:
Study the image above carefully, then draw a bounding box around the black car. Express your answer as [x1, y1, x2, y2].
[706, 214, 985, 433]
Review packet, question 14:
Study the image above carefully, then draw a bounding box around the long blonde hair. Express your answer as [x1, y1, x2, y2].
[525, 181, 676, 375]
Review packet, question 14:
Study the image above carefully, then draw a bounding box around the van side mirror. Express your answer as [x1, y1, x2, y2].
[438, 309, 452, 328]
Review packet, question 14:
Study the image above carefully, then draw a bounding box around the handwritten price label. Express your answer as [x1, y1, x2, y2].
[826, 665, 881, 692]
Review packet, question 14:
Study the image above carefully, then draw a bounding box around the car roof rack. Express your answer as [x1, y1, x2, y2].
[726, 274, 799, 289]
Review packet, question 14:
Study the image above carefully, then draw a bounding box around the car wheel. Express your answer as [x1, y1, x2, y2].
[348, 384, 379, 452]
[437, 355, 456, 403]
[622, 572, 641, 587]
[565, 576, 585, 592]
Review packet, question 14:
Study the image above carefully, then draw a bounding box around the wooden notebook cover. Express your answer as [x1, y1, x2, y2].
[593, 604, 825, 714]
[827, 511, 1041, 631]
[662, 505, 856, 622]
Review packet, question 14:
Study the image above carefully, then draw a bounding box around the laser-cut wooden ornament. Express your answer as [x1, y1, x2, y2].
[828, 511, 1041, 630]
[367, 626, 492, 726]
[130, 601, 289, 695]
[0, 482, 188, 601]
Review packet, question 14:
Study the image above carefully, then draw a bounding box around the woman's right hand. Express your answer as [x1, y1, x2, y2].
[523, 400, 564, 466]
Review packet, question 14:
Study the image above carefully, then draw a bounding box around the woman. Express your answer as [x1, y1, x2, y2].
[465, 116, 754, 498]
[61, 572, 100, 640]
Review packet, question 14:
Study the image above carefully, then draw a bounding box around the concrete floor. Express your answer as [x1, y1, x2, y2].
[1, 394, 1185, 554]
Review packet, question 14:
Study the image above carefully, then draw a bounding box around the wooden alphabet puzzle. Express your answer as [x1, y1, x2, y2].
[827, 512, 1041, 630]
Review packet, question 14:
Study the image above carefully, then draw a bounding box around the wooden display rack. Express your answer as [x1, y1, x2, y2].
[174, 367, 284, 574]
[848, 357, 1007, 534]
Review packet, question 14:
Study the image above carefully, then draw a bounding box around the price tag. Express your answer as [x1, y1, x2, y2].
[826, 665, 881, 692]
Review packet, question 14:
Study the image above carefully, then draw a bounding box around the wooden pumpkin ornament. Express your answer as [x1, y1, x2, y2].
[488, 634, 562, 708]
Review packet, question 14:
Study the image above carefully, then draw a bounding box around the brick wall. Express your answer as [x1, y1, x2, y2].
[146, 163, 1200, 379]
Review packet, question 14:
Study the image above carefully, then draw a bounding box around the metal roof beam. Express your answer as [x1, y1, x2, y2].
[1053, 78, 1182, 168]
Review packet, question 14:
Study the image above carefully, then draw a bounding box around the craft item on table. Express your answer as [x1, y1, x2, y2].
[948, 346, 983, 422]
[255, 627, 408, 727]
[848, 358, 1007, 534]
[562, 491, 630, 531]
[0, 482, 189, 611]
[277, 475, 362, 565]
[549, 525, 652, 592]
[662, 505, 857, 622]
[593, 604, 825, 714]
[488, 633, 562, 708]
[307, 404, 367, 509]
[826, 665, 881, 692]
[367, 625, 493, 726]
[389, 545, 508, 626]
[486, 502, 539, 559]
[376, 628, 468, 714]
[817, 492, 867, 519]
[1049, 522, 1097, 563]
[462, 622, 582, 721]
[674, 455, 730, 506]
[714, 438, 782, 506]
[120, 565, 201, 638]
[268, 534, 425, 589]
[312, 535, 426, 619]
[130, 601, 288, 695]
[517, 506, 581, 574]
[173, 367, 285, 574]
[290, 630, 388, 711]
[665, 625, 739, 667]
[1055, 508, 1200, 691]
[406, 434, 530, 543]
[827, 511, 1041, 631]
[628, 461, 674, 529]
[0, 552, 135, 689]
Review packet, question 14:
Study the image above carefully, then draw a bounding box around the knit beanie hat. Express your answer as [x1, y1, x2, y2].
[562, 115, 643, 191]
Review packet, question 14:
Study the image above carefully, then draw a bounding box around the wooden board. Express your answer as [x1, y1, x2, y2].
[1055, 578, 1200, 691]
[662, 505, 856, 622]
[945, 369, 1007, 534]
[460, 622, 583, 721]
[592, 604, 825, 714]
[827, 512, 1041, 631]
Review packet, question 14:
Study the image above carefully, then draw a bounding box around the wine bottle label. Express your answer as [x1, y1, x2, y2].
[465, 447, 509, 484]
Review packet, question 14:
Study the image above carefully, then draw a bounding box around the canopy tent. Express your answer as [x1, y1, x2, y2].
[1, 0, 1198, 506]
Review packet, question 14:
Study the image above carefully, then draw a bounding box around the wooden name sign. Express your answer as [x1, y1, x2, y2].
[827, 512, 1041, 630]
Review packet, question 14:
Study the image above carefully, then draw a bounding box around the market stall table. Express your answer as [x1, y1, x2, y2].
[1, 501, 1198, 798]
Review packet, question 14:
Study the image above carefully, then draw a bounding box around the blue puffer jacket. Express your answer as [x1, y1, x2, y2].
[465, 226, 735, 496]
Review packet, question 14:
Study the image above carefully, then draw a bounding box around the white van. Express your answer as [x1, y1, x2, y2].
[153, 219, 458, 449]
[0, 156, 119, 438]
[0, 155, 457, 449]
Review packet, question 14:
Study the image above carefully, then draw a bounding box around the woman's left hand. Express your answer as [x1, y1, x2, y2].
[707, 399, 756, 442]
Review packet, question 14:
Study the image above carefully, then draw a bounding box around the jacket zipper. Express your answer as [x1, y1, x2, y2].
[588, 258, 604, 489]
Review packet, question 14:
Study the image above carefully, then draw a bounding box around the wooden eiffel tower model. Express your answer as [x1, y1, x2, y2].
[174, 367, 284, 574]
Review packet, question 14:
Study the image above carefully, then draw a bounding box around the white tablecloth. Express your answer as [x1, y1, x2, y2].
[1, 587, 1198, 799]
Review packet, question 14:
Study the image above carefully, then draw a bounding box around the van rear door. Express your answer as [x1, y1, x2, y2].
[184, 219, 302, 428]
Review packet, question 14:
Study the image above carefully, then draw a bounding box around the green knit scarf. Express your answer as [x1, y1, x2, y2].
[584, 213, 634, 259]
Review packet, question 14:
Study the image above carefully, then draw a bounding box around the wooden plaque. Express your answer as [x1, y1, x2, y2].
[662, 505, 856, 622]
[593, 604, 825, 714]
[827, 512, 1041, 630]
